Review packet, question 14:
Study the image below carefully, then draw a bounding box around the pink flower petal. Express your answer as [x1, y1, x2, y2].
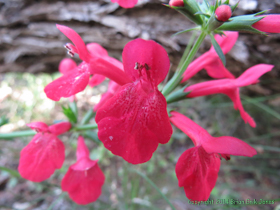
[18, 133, 65, 182]
[203, 136, 257, 157]
[88, 74, 106, 88]
[59, 58, 77, 74]
[122, 39, 170, 86]
[86, 43, 108, 57]
[93, 81, 121, 111]
[56, 24, 90, 62]
[253, 15, 280, 33]
[96, 82, 172, 164]
[44, 64, 90, 101]
[204, 59, 235, 79]
[61, 136, 105, 205]
[236, 64, 274, 87]
[48, 122, 72, 136]
[111, 0, 138, 8]
[170, 111, 210, 146]
[27, 122, 49, 132]
[210, 31, 239, 54]
[175, 146, 220, 201]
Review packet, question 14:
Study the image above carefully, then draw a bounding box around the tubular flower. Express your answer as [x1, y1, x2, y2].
[111, 0, 138, 8]
[44, 25, 130, 101]
[253, 15, 280, 33]
[169, 111, 257, 201]
[61, 136, 105, 205]
[181, 31, 238, 82]
[184, 64, 274, 127]
[18, 121, 71, 182]
[95, 39, 173, 164]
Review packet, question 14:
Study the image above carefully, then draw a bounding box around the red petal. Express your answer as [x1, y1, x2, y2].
[88, 74, 106, 87]
[48, 122, 72, 136]
[253, 15, 280, 33]
[18, 133, 65, 182]
[204, 59, 235, 79]
[87, 43, 108, 57]
[44, 64, 90, 101]
[96, 82, 172, 164]
[210, 31, 239, 54]
[170, 111, 211, 146]
[236, 64, 273, 87]
[56, 24, 90, 62]
[76, 136, 90, 160]
[93, 81, 121, 111]
[203, 136, 257, 157]
[111, 0, 138, 8]
[61, 159, 105, 205]
[122, 39, 170, 86]
[59, 58, 77, 74]
[27, 122, 49, 132]
[175, 146, 220, 201]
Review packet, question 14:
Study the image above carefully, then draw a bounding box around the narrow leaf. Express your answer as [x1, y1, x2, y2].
[172, 27, 200, 37]
[62, 105, 77, 124]
[210, 33, 226, 66]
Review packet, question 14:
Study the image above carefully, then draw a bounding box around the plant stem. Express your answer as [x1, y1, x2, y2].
[162, 31, 207, 96]
[0, 130, 36, 140]
[131, 169, 176, 210]
[73, 124, 98, 131]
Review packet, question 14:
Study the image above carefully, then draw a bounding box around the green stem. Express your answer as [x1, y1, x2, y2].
[162, 31, 207, 96]
[80, 109, 94, 125]
[0, 130, 36, 140]
[131, 169, 176, 210]
[73, 124, 98, 131]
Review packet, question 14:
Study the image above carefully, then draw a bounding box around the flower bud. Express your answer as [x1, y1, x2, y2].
[169, 0, 184, 7]
[215, 5, 232, 22]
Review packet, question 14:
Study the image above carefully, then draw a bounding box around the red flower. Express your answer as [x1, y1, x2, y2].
[61, 136, 105, 205]
[215, 5, 232, 22]
[44, 25, 130, 101]
[111, 0, 138, 8]
[95, 39, 173, 164]
[184, 64, 274, 127]
[182, 31, 238, 82]
[18, 121, 71, 182]
[253, 15, 280, 33]
[169, 111, 256, 201]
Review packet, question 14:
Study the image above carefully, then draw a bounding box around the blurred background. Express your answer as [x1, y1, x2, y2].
[0, 0, 280, 209]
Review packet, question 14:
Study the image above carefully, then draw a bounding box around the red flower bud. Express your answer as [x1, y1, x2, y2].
[215, 5, 232, 22]
[169, 0, 184, 7]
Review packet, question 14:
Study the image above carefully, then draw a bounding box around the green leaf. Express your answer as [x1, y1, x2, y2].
[83, 131, 101, 144]
[0, 166, 21, 178]
[166, 84, 191, 104]
[80, 109, 94, 125]
[0, 116, 9, 127]
[210, 33, 226, 66]
[171, 27, 200, 37]
[62, 105, 77, 124]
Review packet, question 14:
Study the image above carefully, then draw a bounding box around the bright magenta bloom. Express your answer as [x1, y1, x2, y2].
[169, 0, 184, 7]
[111, 0, 138, 8]
[185, 64, 274, 127]
[182, 31, 238, 82]
[170, 111, 257, 201]
[44, 25, 130, 101]
[96, 38, 173, 164]
[253, 15, 280, 33]
[18, 121, 71, 182]
[61, 136, 105, 205]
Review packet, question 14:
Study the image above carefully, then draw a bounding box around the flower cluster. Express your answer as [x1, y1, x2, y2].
[16, 0, 280, 206]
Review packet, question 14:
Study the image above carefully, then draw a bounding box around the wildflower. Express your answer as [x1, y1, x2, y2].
[61, 136, 105, 205]
[252, 15, 280, 33]
[184, 64, 274, 127]
[18, 121, 71, 182]
[182, 31, 238, 82]
[111, 0, 138, 8]
[95, 38, 173, 164]
[169, 111, 256, 201]
[215, 5, 232, 22]
[44, 25, 130, 101]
